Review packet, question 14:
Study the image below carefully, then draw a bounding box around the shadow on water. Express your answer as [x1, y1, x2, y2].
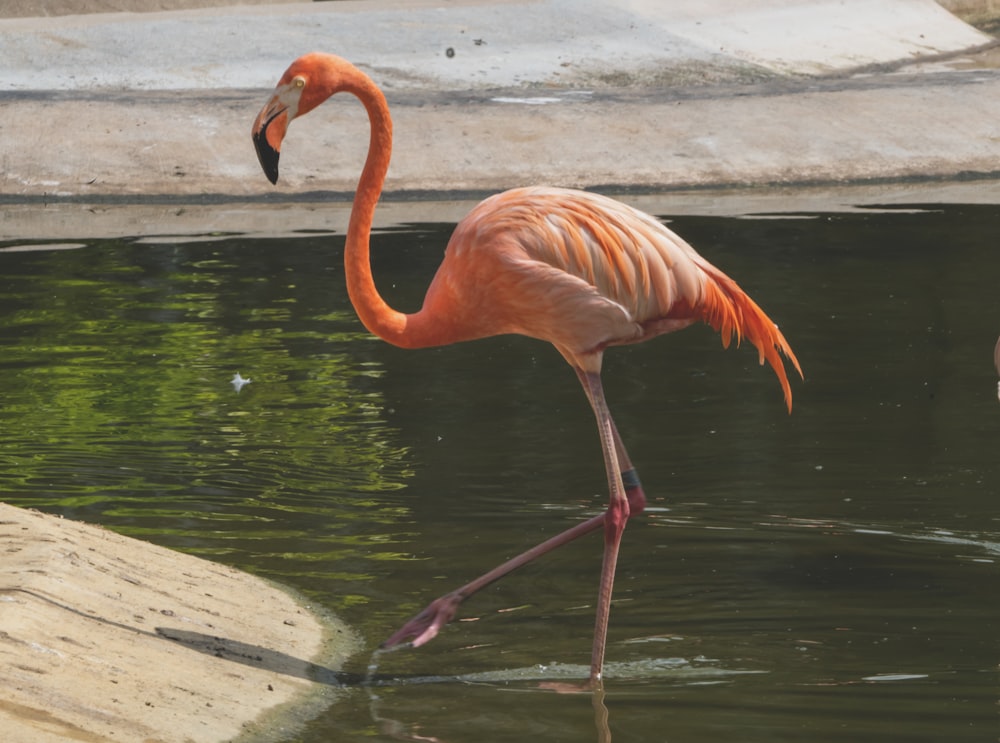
[1, 199, 999, 741]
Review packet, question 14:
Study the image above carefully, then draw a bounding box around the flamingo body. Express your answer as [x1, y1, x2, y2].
[429, 186, 797, 393]
[253, 52, 801, 684]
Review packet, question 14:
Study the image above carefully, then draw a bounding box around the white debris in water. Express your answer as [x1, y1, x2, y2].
[862, 673, 929, 682]
[231, 372, 251, 392]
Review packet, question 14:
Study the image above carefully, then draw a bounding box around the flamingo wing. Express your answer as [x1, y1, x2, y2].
[423, 187, 801, 408]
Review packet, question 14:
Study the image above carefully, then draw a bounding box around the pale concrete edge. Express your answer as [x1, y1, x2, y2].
[4, 179, 1000, 247]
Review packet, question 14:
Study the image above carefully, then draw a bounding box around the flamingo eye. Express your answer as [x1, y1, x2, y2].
[293, 76, 305, 89]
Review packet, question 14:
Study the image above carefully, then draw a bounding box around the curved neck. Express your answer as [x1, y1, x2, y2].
[343, 72, 419, 347]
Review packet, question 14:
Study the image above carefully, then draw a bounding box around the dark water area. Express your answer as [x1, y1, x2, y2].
[1, 200, 998, 741]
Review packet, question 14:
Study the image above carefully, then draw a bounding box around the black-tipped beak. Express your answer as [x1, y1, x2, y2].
[253, 123, 281, 185]
[251, 99, 289, 185]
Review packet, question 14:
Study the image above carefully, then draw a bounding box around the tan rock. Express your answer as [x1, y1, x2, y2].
[0, 502, 357, 743]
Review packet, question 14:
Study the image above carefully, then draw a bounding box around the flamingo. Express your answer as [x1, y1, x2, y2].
[252, 52, 802, 685]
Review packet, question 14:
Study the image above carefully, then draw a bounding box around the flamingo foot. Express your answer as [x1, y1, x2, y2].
[381, 590, 464, 649]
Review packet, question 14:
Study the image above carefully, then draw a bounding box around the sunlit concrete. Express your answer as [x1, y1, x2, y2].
[0, 0, 998, 201]
[0, 502, 357, 742]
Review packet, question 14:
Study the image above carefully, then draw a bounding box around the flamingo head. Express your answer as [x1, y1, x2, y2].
[252, 52, 348, 184]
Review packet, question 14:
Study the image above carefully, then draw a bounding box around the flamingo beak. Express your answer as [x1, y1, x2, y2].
[252, 95, 289, 185]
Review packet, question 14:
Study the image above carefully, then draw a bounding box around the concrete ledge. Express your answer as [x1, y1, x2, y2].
[0, 503, 357, 743]
[3, 179, 1000, 246]
[1, 1, 999, 201]
[0, 0, 990, 90]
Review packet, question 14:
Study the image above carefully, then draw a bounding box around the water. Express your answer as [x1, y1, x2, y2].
[1, 199, 998, 741]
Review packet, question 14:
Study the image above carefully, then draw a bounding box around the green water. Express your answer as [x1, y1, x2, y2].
[1, 200, 998, 741]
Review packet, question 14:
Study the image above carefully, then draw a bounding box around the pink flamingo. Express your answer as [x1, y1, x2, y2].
[252, 52, 802, 685]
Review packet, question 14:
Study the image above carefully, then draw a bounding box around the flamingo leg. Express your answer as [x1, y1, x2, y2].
[577, 369, 631, 682]
[382, 369, 642, 686]
[381, 509, 609, 650]
[573, 367, 646, 518]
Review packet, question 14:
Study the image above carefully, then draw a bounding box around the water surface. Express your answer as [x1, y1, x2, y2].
[1, 199, 998, 741]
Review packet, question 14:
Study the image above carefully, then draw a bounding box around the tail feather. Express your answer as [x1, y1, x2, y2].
[698, 268, 802, 412]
